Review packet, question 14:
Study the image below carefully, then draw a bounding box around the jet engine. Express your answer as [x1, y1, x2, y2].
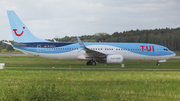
[106, 54, 123, 64]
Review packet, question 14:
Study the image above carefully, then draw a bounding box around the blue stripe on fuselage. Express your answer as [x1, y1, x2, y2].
[13, 42, 78, 53]
[23, 42, 74, 47]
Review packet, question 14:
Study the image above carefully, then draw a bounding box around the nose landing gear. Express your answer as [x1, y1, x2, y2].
[156, 61, 160, 65]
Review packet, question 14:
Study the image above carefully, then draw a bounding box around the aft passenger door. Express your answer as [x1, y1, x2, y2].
[37, 45, 41, 53]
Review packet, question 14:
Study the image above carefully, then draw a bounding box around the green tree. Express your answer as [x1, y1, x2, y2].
[6, 45, 14, 52]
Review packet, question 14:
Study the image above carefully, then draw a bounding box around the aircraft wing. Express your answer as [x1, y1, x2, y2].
[77, 36, 106, 58]
[84, 47, 106, 57]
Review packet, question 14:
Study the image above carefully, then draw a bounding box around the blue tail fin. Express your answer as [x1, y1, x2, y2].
[7, 11, 49, 43]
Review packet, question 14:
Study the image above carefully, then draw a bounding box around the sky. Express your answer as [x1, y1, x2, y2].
[0, 0, 180, 41]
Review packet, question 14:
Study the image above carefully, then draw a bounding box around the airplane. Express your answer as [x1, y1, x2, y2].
[7, 10, 176, 66]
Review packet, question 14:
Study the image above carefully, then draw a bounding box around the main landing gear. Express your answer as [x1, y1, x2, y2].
[86, 60, 96, 66]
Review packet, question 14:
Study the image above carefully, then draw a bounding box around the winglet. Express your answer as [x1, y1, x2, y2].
[53, 39, 57, 42]
[76, 36, 85, 48]
[76, 36, 86, 52]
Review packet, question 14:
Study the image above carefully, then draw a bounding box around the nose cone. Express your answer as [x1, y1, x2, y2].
[170, 51, 176, 57]
[173, 52, 176, 57]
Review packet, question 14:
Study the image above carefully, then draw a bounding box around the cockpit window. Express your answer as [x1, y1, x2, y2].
[164, 48, 168, 51]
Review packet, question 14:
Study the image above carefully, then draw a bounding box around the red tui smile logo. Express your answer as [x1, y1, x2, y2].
[13, 27, 25, 36]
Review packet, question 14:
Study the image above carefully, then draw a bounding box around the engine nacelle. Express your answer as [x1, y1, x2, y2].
[106, 54, 123, 64]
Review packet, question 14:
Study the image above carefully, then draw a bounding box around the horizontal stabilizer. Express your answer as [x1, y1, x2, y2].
[9, 41, 27, 47]
[2, 41, 12, 45]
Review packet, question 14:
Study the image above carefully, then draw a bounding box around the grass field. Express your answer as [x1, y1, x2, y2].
[0, 56, 180, 100]
[0, 51, 24, 54]
[1, 70, 180, 100]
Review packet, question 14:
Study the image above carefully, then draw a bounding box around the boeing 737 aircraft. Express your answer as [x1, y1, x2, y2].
[7, 11, 176, 66]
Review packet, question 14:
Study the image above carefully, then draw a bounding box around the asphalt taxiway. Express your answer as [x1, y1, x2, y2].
[2, 54, 180, 70]
[4, 67, 180, 70]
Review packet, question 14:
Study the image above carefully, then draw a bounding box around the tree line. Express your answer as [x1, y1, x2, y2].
[52, 27, 180, 51]
[1, 27, 180, 52]
[0, 41, 14, 52]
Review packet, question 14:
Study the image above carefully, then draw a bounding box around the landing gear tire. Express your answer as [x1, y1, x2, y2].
[86, 61, 96, 66]
[86, 61, 91, 65]
[92, 61, 96, 66]
[156, 62, 160, 65]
